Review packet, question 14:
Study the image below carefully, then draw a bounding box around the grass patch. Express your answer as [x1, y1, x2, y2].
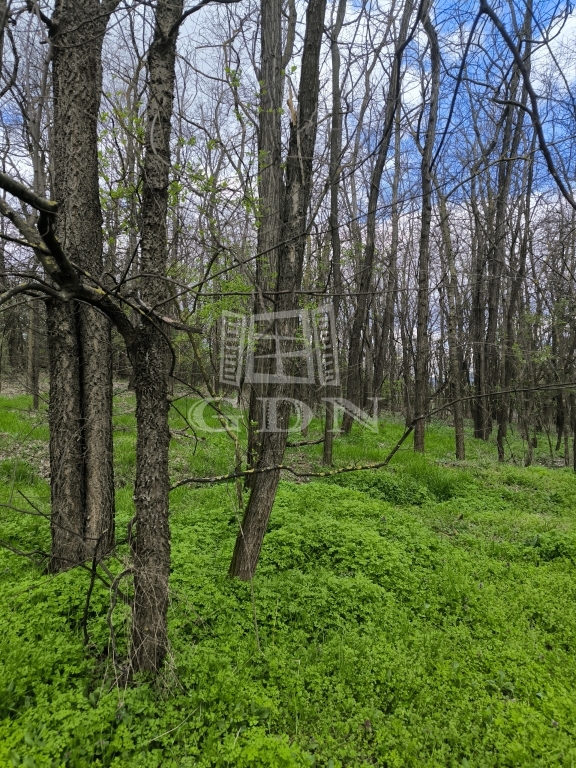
[1, 393, 576, 766]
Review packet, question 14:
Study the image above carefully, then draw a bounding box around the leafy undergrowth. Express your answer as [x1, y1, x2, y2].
[1, 393, 576, 766]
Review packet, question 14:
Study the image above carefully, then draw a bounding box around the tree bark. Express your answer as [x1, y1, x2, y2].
[129, 0, 182, 673]
[323, 0, 346, 466]
[246, 0, 286, 482]
[47, 300, 85, 570]
[374, 107, 402, 403]
[495, 3, 532, 461]
[48, 1, 118, 569]
[343, 0, 415, 433]
[437, 187, 465, 459]
[229, 0, 327, 581]
[413, 10, 440, 453]
[496, 142, 533, 462]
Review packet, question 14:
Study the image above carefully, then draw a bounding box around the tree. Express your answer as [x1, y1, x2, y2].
[44, 0, 121, 570]
[322, 0, 346, 467]
[342, 0, 416, 434]
[129, 0, 183, 673]
[413, 7, 440, 453]
[0, 0, 239, 674]
[229, 0, 327, 580]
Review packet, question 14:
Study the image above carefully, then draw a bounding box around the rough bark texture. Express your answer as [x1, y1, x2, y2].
[48, 1, 118, 569]
[129, 0, 182, 673]
[255, 0, 284, 291]
[47, 300, 85, 570]
[229, 0, 327, 581]
[131, 325, 171, 672]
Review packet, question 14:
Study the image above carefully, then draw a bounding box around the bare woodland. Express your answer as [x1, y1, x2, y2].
[1, 0, 576, 673]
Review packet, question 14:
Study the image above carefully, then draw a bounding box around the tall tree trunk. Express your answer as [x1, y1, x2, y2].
[398, 245, 413, 426]
[27, 303, 39, 409]
[413, 10, 440, 453]
[48, 1, 118, 570]
[496, 138, 534, 461]
[246, 0, 295, 479]
[374, 107, 402, 403]
[129, 0, 183, 673]
[495, 4, 532, 461]
[342, 0, 415, 433]
[229, 0, 327, 581]
[482, 23, 529, 439]
[470, 187, 489, 440]
[47, 301, 85, 570]
[437, 187, 465, 459]
[323, 0, 346, 467]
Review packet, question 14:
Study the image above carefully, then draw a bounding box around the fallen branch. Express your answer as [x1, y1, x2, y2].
[170, 380, 576, 490]
[286, 437, 325, 447]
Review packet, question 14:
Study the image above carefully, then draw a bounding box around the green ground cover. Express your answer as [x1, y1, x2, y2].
[0, 391, 575, 766]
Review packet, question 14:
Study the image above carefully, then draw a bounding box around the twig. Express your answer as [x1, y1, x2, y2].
[170, 380, 576, 490]
[286, 437, 324, 447]
[82, 529, 109, 647]
[107, 568, 133, 668]
[480, 0, 576, 210]
[0, 538, 48, 565]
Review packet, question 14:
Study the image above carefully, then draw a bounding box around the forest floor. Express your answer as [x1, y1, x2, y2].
[1, 389, 576, 767]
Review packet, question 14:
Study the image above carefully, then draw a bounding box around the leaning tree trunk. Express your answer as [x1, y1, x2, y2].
[48, 0, 119, 570]
[229, 0, 327, 581]
[245, 0, 289, 482]
[413, 10, 440, 453]
[129, 0, 183, 673]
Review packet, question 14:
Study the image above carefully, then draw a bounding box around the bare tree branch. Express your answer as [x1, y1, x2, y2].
[0, 171, 58, 213]
[480, 0, 576, 210]
[169, 0, 242, 38]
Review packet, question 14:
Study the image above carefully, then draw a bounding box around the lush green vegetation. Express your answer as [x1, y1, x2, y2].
[1, 392, 576, 767]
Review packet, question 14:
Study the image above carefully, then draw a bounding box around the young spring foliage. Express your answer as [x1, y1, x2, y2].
[0, 395, 576, 766]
